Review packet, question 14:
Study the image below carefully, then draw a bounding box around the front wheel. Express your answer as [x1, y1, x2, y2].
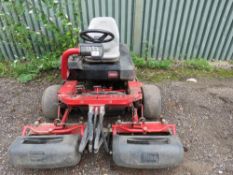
[41, 85, 61, 120]
[142, 84, 162, 120]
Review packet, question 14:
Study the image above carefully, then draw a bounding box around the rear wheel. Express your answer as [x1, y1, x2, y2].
[41, 85, 61, 120]
[142, 84, 161, 119]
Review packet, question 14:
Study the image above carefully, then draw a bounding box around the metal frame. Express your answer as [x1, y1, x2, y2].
[22, 48, 176, 139]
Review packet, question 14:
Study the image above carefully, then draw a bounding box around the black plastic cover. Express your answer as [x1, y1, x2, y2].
[112, 135, 184, 169]
[68, 44, 135, 81]
[8, 135, 81, 169]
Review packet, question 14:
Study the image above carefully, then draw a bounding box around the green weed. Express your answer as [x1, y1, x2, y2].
[183, 59, 212, 71]
[0, 53, 60, 83]
[0, 61, 10, 76]
[134, 57, 233, 82]
[136, 67, 233, 83]
[132, 56, 172, 70]
[146, 59, 172, 69]
[229, 60, 233, 65]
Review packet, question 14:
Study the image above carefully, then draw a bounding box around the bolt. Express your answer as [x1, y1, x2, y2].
[117, 119, 121, 124]
[143, 126, 147, 131]
[34, 121, 39, 126]
[161, 118, 167, 124]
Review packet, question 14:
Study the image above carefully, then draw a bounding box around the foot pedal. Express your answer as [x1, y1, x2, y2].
[8, 135, 81, 169]
[112, 135, 184, 169]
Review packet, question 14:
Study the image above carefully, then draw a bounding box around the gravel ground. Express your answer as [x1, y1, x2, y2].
[0, 77, 233, 175]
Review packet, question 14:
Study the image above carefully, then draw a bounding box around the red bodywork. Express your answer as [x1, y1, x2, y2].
[57, 80, 142, 106]
[22, 48, 176, 137]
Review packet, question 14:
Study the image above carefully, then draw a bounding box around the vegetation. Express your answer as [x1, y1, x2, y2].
[133, 56, 173, 70]
[1, 55, 233, 83]
[134, 56, 233, 82]
[0, 54, 59, 83]
[0, 0, 80, 60]
[184, 59, 212, 71]
[136, 67, 233, 83]
[0, 0, 80, 82]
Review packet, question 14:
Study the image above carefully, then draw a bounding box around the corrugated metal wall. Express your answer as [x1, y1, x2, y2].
[0, 0, 81, 60]
[139, 0, 233, 60]
[1, 0, 233, 60]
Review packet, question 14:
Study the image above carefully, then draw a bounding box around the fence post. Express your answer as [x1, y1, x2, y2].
[133, 0, 144, 55]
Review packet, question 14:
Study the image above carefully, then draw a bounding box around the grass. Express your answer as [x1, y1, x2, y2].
[132, 56, 173, 69]
[133, 56, 233, 82]
[0, 53, 59, 83]
[0, 54, 233, 83]
[229, 60, 233, 65]
[184, 59, 212, 71]
[136, 67, 233, 83]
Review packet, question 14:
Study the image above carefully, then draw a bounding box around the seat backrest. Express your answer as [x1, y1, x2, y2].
[87, 17, 120, 62]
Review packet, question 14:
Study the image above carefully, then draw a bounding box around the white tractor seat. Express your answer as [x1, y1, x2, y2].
[84, 17, 120, 63]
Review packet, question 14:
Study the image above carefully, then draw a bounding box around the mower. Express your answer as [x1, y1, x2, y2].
[8, 17, 184, 169]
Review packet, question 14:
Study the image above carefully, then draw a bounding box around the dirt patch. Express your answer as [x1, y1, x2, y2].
[0, 77, 233, 175]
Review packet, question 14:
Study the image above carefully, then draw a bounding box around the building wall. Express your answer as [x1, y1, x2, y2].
[1, 0, 233, 60]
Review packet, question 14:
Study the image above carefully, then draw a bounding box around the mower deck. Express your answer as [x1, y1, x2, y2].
[113, 135, 183, 169]
[9, 135, 81, 169]
[9, 115, 183, 169]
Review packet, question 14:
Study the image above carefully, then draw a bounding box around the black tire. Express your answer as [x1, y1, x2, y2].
[41, 85, 61, 119]
[142, 84, 161, 119]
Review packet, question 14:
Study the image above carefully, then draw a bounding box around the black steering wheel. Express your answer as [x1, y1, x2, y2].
[80, 29, 115, 43]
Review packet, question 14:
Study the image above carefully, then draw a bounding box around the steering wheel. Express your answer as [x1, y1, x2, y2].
[80, 29, 115, 43]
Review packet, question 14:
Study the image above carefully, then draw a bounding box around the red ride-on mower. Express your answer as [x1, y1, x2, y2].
[8, 17, 183, 169]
